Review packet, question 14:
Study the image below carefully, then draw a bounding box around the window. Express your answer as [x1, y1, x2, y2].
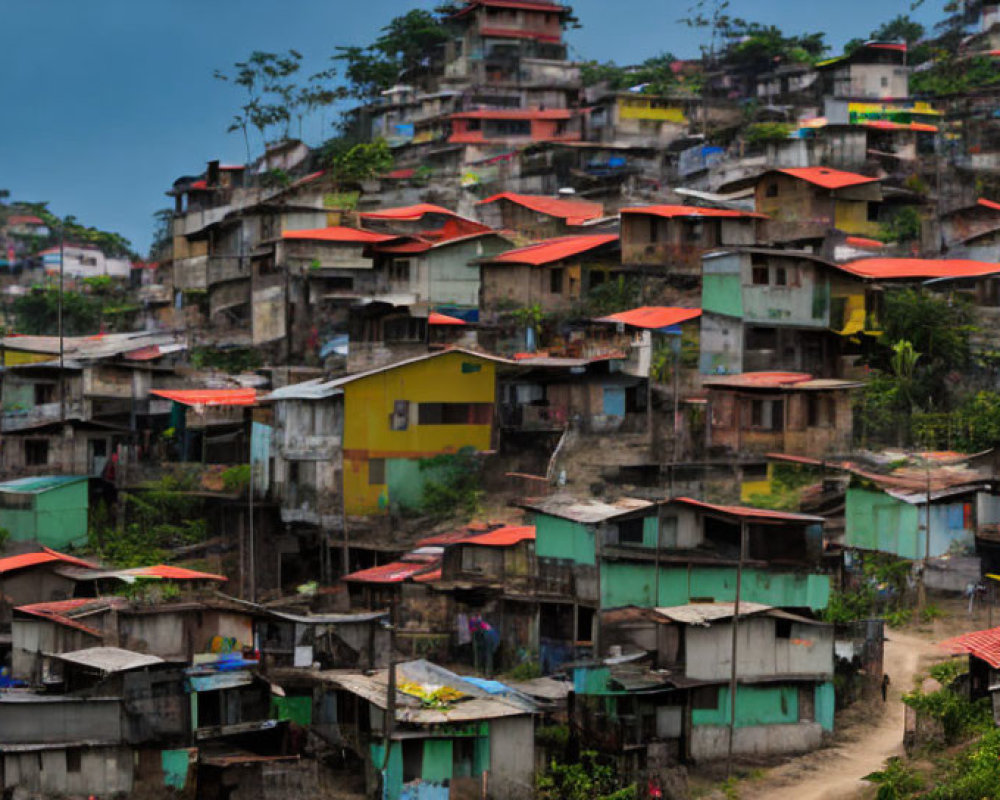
[25, 439, 49, 467]
[66, 749, 82, 774]
[368, 458, 386, 486]
[881, 76, 889, 88]
[867, 202, 880, 223]
[692, 687, 719, 710]
[33, 384, 54, 405]
[576, 606, 594, 644]
[648, 217, 659, 243]
[660, 516, 678, 548]
[418, 403, 493, 425]
[750, 399, 783, 431]
[752, 266, 769, 285]
[766, 183, 779, 198]
[685, 221, 704, 243]
[775, 619, 793, 639]
[390, 400, 409, 431]
[774, 267, 787, 286]
[618, 517, 645, 546]
[549, 267, 564, 294]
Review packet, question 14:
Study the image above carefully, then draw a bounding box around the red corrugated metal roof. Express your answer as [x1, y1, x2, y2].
[941, 626, 1000, 668]
[282, 226, 397, 244]
[360, 204, 458, 221]
[477, 192, 604, 225]
[412, 568, 443, 583]
[123, 565, 228, 582]
[485, 234, 618, 266]
[7, 215, 45, 226]
[385, 168, 416, 180]
[869, 42, 907, 52]
[621, 204, 766, 220]
[837, 258, 1000, 280]
[453, 0, 566, 15]
[978, 198, 1000, 213]
[343, 560, 440, 584]
[451, 109, 572, 121]
[671, 497, 825, 523]
[597, 307, 701, 330]
[776, 167, 879, 190]
[429, 312, 467, 326]
[149, 389, 257, 407]
[462, 525, 535, 547]
[124, 345, 165, 361]
[16, 598, 117, 636]
[0, 547, 97, 576]
[845, 236, 885, 249]
[861, 121, 937, 133]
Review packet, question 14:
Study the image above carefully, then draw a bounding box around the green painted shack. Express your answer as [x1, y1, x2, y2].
[522, 494, 831, 672]
[0, 476, 89, 549]
[588, 603, 835, 765]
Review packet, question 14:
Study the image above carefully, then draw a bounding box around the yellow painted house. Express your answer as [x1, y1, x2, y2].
[338, 349, 506, 514]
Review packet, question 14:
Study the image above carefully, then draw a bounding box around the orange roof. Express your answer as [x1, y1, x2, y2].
[620, 205, 765, 220]
[837, 258, 1000, 280]
[359, 204, 458, 221]
[477, 192, 604, 225]
[845, 236, 885, 249]
[7, 215, 45, 226]
[484, 234, 618, 266]
[122, 564, 228, 582]
[861, 121, 938, 133]
[775, 167, 879, 190]
[429, 312, 467, 326]
[16, 597, 120, 636]
[282, 226, 397, 244]
[412, 568, 443, 583]
[940, 626, 1000, 668]
[0, 547, 97, 576]
[343, 560, 440, 584]
[978, 198, 1000, 213]
[451, 109, 572, 121]
[671, 497, 825, 524]
[462, 525, 536, 547]
[705, 372, 813, 388]
[597, 307, 701, 330]
[150, 388, 257, 407]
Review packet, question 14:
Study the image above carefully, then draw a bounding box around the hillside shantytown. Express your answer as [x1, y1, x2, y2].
[10, 1, 1000, 798]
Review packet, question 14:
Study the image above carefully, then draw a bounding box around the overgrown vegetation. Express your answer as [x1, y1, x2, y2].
[418, 448, 483, 517]
[537, 751, 636, 800]
[189, 346, 263, 373]
[88, 474, 210, 567]
[581, 53, 703, 95]
[820, 552, 913, 624]
[744, 463, 822, 511]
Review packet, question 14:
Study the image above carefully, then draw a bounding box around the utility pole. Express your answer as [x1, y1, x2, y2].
[918, 459, 931, 613]
[380, 597, 398, 796]
[58, 221, 65, 424]
[727, 518, 747, 774]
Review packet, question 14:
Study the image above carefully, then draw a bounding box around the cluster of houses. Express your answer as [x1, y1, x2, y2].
[10, 0, 1000, 797]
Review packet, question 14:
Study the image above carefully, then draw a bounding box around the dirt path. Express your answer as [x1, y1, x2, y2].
[740, 629, 938, 800]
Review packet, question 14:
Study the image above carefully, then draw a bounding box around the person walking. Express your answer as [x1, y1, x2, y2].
[881, 673, 891, 702]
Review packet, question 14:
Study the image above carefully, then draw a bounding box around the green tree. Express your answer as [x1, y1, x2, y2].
[872, 15, 926, 46]
[321, 138, 393, 189]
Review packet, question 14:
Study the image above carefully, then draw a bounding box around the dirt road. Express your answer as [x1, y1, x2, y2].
[740, 629, 939, 800]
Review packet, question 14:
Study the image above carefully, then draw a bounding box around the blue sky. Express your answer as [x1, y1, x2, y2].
[0, 0, 939, 254]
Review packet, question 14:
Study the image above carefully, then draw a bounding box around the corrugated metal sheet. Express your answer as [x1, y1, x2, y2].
[51, 647, 164, 673]
[670, 497, 825, 524]
[597, 306, 701, 330]
[476, 192, 603, 225]
[149, 389, 257, 407]
[483, 234, 618, 266]
[521, 493, 651, 524]
[0, 547, 96, 575]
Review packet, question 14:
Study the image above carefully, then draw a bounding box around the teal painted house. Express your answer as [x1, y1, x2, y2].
[327, 660, 535, 800]
[579, 602, 835, 764]
[845, 483, 995, 560]
[0, 476, 89, 549]
[522, 494, 830, 672]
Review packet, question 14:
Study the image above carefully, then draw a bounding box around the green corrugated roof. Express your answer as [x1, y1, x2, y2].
[0, 475, 88, 494]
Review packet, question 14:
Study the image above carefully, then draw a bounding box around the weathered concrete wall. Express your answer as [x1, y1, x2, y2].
[685, 617, 834, 682]
[3, 745, 134, 796]
[0, 696, 123, 744]
[690, 720, 823, 761]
